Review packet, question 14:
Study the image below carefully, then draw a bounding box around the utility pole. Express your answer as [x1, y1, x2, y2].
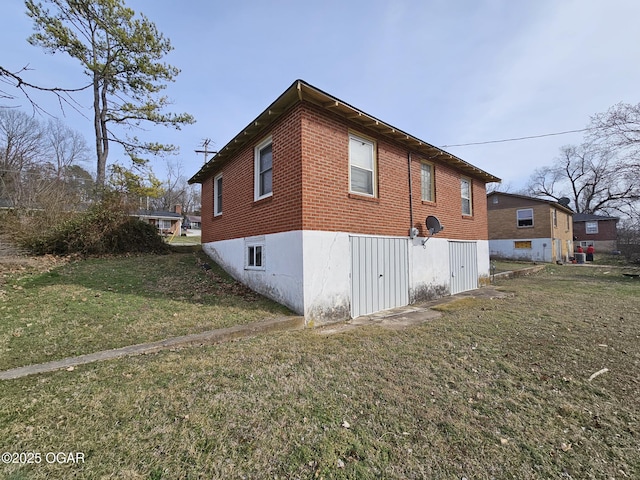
[195, 138, 217, 164]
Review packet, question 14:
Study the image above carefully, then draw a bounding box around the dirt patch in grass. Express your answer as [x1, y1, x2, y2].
[1, 264, 638, 479]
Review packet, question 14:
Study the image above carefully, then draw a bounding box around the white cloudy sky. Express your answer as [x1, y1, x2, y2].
[2, 0, 639, 190]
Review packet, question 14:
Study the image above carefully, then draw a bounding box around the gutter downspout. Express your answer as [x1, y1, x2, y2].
[407, 152, 414, 235]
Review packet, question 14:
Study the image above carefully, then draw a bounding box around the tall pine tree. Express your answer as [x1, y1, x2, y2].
[26, 0, 195, 186]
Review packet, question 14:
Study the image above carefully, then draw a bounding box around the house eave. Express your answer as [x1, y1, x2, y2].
[487, 191, 575, 215]
[189, 80, 501, 184]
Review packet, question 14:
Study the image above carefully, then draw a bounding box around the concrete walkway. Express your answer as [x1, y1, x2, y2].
[316, 284, 511, 335]
[0, 279, 524, 381]
[0, 316, 304, 381]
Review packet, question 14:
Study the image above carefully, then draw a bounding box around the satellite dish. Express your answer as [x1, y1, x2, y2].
[426, 215, 444, 235]
[558, 197, 571, 207]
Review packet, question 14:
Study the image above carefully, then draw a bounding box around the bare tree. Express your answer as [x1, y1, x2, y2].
[151, 160, 187, 211]
[0, 109, 46, 207]
[147, 160, 200, 214]
[0, 108, 92, 210]
[589, 102, 640, 162]
[526, 143, 640, 215]
[184, 183, 201, 215]
[47, 118, 90, 180]
[1, 64, 87, 113]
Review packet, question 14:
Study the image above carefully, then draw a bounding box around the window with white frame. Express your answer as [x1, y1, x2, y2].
[246, 243, 265, 270]
[461, 178, 472, 215]
[517, 208, 534, 227]
[159, 219, 172, 230]
[585, 221, 598, 234]
[421, 162, 434, 202]
[349, 133, 375, 196]
[254, 137, 273, 201]
[213, 173, 223, 216]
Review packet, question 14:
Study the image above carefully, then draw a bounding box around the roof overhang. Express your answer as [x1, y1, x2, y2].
[488, 191, 575, 215]
[189, 80, 501, 184]
[133, 213, 182, 221]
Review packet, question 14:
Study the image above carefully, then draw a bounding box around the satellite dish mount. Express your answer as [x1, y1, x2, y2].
[422, 215, 444, 245]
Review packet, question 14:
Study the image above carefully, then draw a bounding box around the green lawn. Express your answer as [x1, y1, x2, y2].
[0, 259, 639, 479]
[490, 259, 539, 274]
[0, 252, 291, 371]
[165, 234, 201, 245]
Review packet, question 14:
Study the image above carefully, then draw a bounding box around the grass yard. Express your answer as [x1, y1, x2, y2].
[165, 234, 201, 245]
[0, 252, 291, 371]
[490, 259, 539, 274]
[0, 259, 639, 479]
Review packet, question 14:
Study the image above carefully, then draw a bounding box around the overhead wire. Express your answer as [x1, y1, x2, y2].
[439, 128, 591, 148]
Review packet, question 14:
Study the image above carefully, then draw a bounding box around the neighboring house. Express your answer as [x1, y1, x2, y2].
[188, 80, 500, 323]
[487, 192, 574, 262]
[184, 215, 201, 229]
[573, 213, 619, 252]
[133, 206, 183, 235]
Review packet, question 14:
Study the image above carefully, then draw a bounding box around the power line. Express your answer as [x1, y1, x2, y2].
[439, 128, 590, 148]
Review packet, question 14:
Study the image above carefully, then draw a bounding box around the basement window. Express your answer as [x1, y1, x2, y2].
[246, 243, 265, 270]
[514, 241, 532, 249]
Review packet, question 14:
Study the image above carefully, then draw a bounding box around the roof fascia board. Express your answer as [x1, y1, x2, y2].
[189, 79, 501, 184]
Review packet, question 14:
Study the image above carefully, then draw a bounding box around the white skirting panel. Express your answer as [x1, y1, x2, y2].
[204, 231, 491, 323]
[202, 230, 305, 315]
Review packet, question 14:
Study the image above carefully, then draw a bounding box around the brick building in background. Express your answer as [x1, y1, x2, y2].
[487, 192, 574, 263]
[189, 80, 500, 323]
[572, 213, 619, 252]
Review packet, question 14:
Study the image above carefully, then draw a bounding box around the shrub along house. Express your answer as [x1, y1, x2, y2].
[189, 80, 500, 323]
[487, 192, 574, 262]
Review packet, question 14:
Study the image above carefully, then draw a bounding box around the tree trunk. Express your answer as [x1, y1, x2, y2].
[93, 69, 105, 187]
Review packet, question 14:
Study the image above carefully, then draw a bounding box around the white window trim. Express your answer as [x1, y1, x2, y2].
[245, 241, 266, 271]
[585, 221, 598, 234]
[213, 173, 223, 216]
[254, 136, 273, 201]
[421, 161, 435, 202]
[461, 177, 472, 216]
[348, 132, 377, 197]
[517, 208, 534, 228]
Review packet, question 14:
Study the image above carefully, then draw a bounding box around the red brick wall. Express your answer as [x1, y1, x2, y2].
[574, 219, 618, 241]
[200, 101, 490, 242]
[200, 105, 303, 243]
[300, 103, 489, 240]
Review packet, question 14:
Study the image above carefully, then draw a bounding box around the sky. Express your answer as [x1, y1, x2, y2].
[2, 0, 640, 191]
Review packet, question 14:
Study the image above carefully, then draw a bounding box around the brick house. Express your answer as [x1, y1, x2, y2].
[572, 213, 619, 252]
[487, 192, 574, 262]
[189, 80, 500, 323]
[133, 205, 183, 236]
